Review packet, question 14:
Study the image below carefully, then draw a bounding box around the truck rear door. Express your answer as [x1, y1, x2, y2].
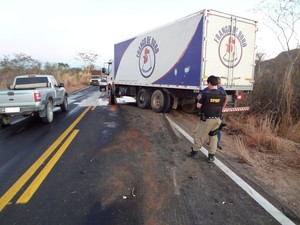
[203, 10, 257, 91]
[0, 90, 36, 107]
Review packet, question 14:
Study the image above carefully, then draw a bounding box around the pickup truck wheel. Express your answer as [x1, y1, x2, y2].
[1, 115, 11, 126]
[41, 100, 54, 123]
[60, 96, 68, 112]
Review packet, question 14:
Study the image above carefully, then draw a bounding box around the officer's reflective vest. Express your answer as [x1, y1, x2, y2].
[201, 89, 226, 118]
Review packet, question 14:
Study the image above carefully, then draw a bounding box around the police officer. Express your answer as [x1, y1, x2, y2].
[190, 75, 226, 162]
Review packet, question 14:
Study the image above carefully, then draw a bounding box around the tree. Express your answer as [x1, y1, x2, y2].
[255, 52, 267, 75]
[0, 55, 14, 75]
[57, 63, 70, 71]
[0, 53, 41, 85]
[256, 52, 266, 62]
[75, 52, 98, 74]
[11, 53, 42, 74]
[256, 0, 300, 52]
[255, 0, 300, 130]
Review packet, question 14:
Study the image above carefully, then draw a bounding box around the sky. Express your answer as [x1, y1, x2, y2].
[0, 0, 297, 68]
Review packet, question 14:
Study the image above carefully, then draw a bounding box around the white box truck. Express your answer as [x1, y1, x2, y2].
[104, 9, 257, 113]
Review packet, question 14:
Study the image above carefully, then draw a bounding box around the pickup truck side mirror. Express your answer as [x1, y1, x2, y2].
[59, 83, 64, 87]
[8, 84, 13, 90]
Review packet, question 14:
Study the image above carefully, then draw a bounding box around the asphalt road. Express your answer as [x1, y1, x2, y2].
[0, 86, 287, 225]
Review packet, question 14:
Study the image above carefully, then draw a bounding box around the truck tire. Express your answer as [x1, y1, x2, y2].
[1, 115, 11, 127]
[60, 95, 68, 112]
[110, 88, 115, 105]
[182, 104, 196, 114]
[137, 88, 151, 109]
[163, 92, 174, 113]
[182, 98, 196, 114]
[151, 90, 167, 113]
[41, 100, 54, 123]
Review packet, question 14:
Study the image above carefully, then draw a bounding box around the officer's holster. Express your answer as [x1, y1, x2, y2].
[208, 122, 227, 136]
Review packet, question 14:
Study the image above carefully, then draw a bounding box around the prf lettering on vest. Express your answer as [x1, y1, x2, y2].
[210, 98, 220, 103]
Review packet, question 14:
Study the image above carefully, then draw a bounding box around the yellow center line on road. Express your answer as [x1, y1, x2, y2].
[0, 106, 91, 212]
[17, 129, 79, 204]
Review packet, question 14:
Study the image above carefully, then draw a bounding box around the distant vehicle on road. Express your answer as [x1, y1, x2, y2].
[0, 74, 68, 126]
[89, 75, 102, 86]
[99, 78, 108, 91]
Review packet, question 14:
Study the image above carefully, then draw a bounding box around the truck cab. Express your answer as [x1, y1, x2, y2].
[89, 75, 102, 86]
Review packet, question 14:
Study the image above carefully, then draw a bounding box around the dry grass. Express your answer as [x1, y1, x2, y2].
[226, 113, 300, 168]
[282, 119, 300, 143]
[54, 71, 90, 87]
[54, 71, 90, 93]
[234, 137, 254, 166]
[231, 115, 288, 153]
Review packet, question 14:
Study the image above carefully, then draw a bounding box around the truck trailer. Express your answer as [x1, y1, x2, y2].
[104, 9, 257, 113]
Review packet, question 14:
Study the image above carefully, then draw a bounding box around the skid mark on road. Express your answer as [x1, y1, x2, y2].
[165, 115, 296, 225]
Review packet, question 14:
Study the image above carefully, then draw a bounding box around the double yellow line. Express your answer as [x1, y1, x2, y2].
[0, 106, 91, 212]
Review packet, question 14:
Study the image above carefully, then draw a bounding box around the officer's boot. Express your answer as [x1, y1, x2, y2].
[189, 147, 199, 159]
[207, 153, 215, 163]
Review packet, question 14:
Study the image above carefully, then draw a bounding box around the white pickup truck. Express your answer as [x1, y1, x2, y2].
[0, 74, 68, 126]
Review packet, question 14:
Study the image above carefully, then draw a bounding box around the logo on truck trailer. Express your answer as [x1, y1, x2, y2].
[136, 36, 159, 78]
[214, 25, 247, 68]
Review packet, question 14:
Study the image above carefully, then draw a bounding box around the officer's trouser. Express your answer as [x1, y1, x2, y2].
[193, 118, 222, 155]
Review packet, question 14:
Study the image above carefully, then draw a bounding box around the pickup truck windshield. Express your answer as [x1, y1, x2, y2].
[16, 77, 48, 85]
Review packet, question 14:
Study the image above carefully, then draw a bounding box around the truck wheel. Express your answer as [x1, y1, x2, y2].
[137, 88, 151, 109]
[60, 95, 68, 112]
[163, 92, 174, 113]
[41, 100, 54, 123]
[110, 88, 115, 105]
[1, 115, 11, 127]
[182, 99, 196, 114]
[151, 90, 167, 113]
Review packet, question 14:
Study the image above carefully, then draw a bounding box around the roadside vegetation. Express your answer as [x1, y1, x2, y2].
[228, 0, 300, 168]
[226, 49, 300, 168]
[0, 53, 94, 93]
